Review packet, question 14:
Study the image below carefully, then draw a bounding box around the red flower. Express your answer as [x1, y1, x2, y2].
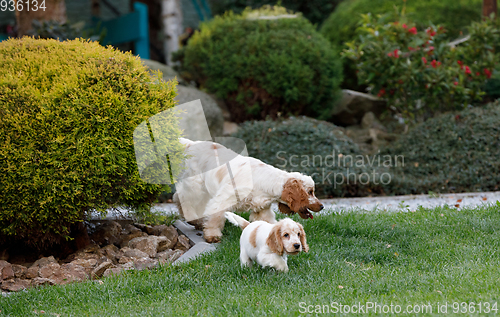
[454, 81, 458, 86]
[431, 60, 441, 68]
[426, 28, 437, 37]
[476, 72, 480, 76]
[408, 46, 415, 51]
[402, 24, 407, 29]
[484, 68, 492, 79]
[408, 27, 417, 34]
[422, 57, 428, 64]
[388, 49, 399, 58]
[377, 88, 386, 97]
[398, 79, 404, 84]
[465, 66, 471, 75]
[457, 60, 463, 66]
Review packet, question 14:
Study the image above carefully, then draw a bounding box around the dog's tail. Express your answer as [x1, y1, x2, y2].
[224, 212, 250, 230]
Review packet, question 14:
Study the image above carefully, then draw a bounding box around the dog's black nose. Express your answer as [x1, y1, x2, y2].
[319, 204, 324, 210]
[294, 243, 300, 249]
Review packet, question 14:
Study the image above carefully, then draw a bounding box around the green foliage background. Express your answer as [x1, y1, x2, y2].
[177, 6, 343, 122]
[321, 0, 483, 48]
[209, 0, 342, 26]
[0, 38, 182, 249]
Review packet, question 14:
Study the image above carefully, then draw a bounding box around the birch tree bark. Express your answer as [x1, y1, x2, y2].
[162, 0, 183, 65]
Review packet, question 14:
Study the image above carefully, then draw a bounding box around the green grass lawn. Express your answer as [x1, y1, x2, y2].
[2, 203, 500, 316]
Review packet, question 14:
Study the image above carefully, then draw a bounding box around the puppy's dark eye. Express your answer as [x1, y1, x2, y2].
[298, 232, 301, 237]
[284, 233, 289, 238]
[308, 190, 313, 195]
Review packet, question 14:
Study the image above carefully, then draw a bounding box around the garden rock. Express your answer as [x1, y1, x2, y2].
[101, 244, 122, 264]
[120, 231, 148, 248]
[128, 236, 168, 257]
[175, 85, 224, 139]
[120, 247, 149, 259]
[133, 257, 158, 271]
[332, 89, 386, 126]
[1, 278, 31, 292]
[0, 221, 196, 292]
[92, 261, 114, 279]
[0, 260, 14, 280]
[11, 264, 26, 278]
[174, 235, 191, 251]
[157, 249, 184, 264]
[223, 121, 239, 136]
[89, 221, 122, 246]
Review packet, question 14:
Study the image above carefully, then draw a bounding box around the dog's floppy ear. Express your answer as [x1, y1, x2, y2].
[298, 223, 309, 253]
[278, 202, 294, 215]
[266, 223, 284, 256]
[281, 179, 309, 213]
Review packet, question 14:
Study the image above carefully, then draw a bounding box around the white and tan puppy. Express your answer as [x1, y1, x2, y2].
[225, 212, 309, 273]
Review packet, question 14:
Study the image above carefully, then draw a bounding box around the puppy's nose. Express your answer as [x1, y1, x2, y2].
[319, 204, 324, 210]
[294, 243, 300, 249]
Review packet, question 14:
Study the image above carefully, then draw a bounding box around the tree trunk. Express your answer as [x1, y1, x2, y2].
[483, 0, 498, 18]
[162, 0, 183, 65]
[15, 0, 67, 36]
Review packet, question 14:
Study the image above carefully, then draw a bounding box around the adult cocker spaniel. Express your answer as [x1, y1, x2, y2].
[173, 138, 323, 243]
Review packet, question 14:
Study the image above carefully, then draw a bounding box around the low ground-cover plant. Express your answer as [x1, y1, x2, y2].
[0, 37, 183, 250]
[379, 102, 500, 195]
[2, 204, 500, 315]
[233, 117, 392, 197]
[343, 14, 498, 121]
[175, 6, 343, 122]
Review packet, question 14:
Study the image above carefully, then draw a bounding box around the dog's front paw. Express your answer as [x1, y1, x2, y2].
[204, 235, 221, 243]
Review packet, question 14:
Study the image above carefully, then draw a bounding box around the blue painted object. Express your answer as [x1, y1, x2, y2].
[99, 2, 150, 59]
[191, 0, 212, 21]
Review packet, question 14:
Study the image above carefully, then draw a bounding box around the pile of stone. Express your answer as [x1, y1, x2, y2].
[0, 222, 191, 293]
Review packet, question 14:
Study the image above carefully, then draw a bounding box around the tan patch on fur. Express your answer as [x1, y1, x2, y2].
[281, 179, 309, 213]
[249, 224, 261, 248]
[215, 166, 227, 183]
[298, 223, 309, 253]
[266, 222, 284, 256]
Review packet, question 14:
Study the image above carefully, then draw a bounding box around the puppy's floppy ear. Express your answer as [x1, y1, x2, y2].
[298, 223, 309, 253]
[266, 223, 284, 256]
[281, 179, 309, 213]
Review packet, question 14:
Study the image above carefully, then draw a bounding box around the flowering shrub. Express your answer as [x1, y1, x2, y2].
[343, 14, 498, 120]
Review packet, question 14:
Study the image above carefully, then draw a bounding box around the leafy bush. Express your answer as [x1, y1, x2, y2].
[379, 102, 500, 194]
[232, 117, 391, 197]
[321, 0, 482, 48]
[209, 0, 342, 26]
[176, 6, 343, 122]
[342, 14, 498, 120]
[0, 37, 182, 249]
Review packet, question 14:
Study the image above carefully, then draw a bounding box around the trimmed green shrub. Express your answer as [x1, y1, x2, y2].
[379, 102, 500, 195]
[321, 0, 482, 48]
[232, 117, 390, 197]
[0, 37, 182, 249]
[209, 0, 342, 26]
[176, 6, 343, 122]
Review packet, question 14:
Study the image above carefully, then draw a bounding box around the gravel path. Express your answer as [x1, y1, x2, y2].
[96, 191, 500, 220]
